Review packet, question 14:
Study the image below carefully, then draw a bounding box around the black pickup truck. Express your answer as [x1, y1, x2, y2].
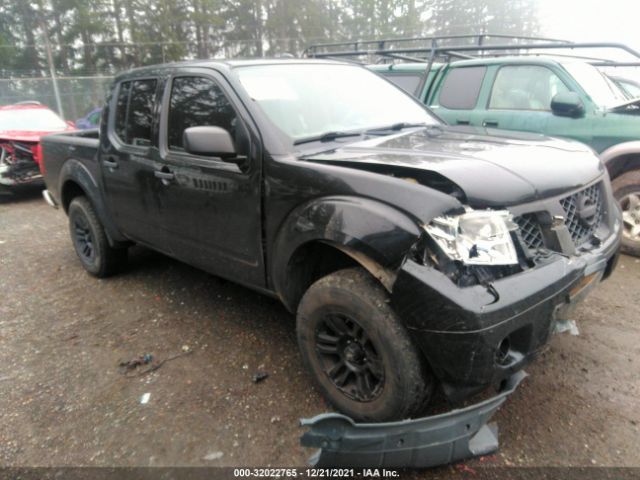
[41, 59, 621, 426]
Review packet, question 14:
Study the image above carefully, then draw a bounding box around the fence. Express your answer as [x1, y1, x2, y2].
[0, 75, 114, 121]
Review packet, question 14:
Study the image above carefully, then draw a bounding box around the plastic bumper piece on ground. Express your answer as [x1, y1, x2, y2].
[299, 370, 526, 468]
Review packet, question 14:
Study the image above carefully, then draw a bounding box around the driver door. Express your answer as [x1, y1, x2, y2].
[481, 63, 594, 145]
[154, 70, 265, 287]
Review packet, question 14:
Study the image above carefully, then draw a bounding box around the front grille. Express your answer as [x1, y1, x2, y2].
[559, 182, 604, 246]
[514, 213, 544, 250]
[513, 182, 605, 252]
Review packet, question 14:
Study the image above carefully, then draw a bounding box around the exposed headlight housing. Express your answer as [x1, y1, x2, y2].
[425, 210, 519, 265]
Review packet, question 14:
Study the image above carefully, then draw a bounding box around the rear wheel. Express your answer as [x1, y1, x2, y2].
[612, 171, 640, 256]
[68, 196, 127, 277]
[296, 267, 433, 422]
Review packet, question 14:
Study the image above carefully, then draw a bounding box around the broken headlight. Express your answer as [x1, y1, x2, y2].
[425, 210, 518, 265]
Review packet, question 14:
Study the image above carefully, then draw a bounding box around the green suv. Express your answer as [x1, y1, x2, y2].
[370, 56, 640, 254]
[305, 36, 640, 254]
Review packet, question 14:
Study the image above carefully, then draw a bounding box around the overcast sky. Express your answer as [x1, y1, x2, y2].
[538, 0, 638, 48]
[534, 0, 640, 80]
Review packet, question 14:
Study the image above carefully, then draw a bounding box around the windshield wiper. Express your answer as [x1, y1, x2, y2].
[293, 131, 362, 145]
[365, 122, 428, 135]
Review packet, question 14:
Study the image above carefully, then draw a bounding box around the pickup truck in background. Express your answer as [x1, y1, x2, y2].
[357, 40, 640, 256]
[41, 59, 620, 434]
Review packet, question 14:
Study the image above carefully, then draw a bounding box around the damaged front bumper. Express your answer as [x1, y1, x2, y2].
[300, 370, 526, 468]
[0, 142, 43, 188]
[392, 218, 621, 402]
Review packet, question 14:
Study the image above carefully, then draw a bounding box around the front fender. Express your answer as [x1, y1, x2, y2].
[271, 195, 424, 308]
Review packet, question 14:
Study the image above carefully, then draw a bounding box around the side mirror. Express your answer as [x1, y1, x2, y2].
[551, 92, 585, 118]
[183, 126, 236, 157]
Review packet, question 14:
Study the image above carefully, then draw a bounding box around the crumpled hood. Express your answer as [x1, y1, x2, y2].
[302, 126, 604, 207]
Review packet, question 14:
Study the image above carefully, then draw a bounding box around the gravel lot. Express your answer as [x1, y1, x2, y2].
[1, 189, 639, 473]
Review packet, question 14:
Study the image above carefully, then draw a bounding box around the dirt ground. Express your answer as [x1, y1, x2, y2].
[1, 189, 639, 473]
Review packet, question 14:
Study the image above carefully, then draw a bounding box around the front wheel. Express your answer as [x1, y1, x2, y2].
[612, 171, 640, 256]
[296, 268, 433, 422]
[68, 196, 127, 277]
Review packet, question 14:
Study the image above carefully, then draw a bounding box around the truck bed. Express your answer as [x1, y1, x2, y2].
[41, 129, 100, 207]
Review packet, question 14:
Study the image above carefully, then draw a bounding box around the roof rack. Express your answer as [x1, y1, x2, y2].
[304, 34, 570, 63]
[304, 34, 640, 69]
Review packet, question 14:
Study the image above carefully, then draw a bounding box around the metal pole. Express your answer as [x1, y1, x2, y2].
[40, 19, 64, 119]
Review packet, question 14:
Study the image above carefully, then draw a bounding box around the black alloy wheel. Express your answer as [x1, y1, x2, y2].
[72, 215, 96, 263]
[315, 313, 384, 402]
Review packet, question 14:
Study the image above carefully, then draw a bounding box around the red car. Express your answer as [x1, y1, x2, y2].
[0, 102, 75, 191]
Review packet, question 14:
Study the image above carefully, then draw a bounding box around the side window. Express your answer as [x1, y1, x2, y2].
[127, 79, 157, 146]
[383, 74, 422, 95]
[114, 81, 130, 140]
[489, 65, 570, 111]
[113, 79, 157, 146]
[168, 76, 246, 153]
[438, 66, 486, 110]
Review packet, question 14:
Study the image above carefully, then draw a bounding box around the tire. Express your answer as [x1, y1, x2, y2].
[296, 267, 433, 422]
[68, 196, 127, 277]
[612, 170, 640, 257]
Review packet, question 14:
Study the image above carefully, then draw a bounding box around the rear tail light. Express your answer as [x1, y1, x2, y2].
[32, 143, 45, 175]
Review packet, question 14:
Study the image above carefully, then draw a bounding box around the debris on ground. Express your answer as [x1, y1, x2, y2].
[203, 451, 224, 461]
[252, 372, 269, 383]
[555, 319, 580, 336]
[140, 392, 150, 404]
[119, 350, 193, 378]
[455, 464, 477, 475]
[119, 354, 154, 372]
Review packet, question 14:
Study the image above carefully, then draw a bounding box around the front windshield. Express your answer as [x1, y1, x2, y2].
[0, 108, 68, 132]
[236, 63, 437, 142]
[562, 62, 628, 108]
[614, 78, 640, 99]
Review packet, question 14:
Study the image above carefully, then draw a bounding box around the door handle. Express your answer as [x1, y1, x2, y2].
[456, 120, 470, 125]
[154, 167, 175, 185]
[102, 158, 119, 169]
[483, 120, 499, 127]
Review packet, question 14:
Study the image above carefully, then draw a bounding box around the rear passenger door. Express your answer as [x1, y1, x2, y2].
[102, 78, 167, 249]
[428, 65, 487, 126]
[155, 70, 265, 287]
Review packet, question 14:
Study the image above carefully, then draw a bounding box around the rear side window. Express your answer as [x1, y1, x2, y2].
[489, 65, 569, 111]
[438, 66, 486, 110]
[114, 82, 130, 140]
[113, 79, 157, 146]
[383, 74, 423, 95]
[167, 76, 239, 151]
[127, 80, 157, 146]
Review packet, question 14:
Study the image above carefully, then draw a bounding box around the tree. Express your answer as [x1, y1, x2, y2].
[426, 0, 539, 38]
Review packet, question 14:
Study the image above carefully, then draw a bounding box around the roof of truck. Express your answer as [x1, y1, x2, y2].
[115, 58, 347, 80]
[367, 56, 572, 73]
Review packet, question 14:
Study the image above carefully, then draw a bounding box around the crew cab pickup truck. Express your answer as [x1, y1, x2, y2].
[370, 56, 640, 256]
[41, 59, 621, 425]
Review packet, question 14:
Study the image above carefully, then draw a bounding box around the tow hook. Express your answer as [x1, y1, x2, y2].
[300, 370, 526, 468]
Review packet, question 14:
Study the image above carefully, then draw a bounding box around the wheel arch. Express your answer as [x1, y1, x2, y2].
[59, 159, 127, 245]
[600, 142, 640, 180]
[271, 196, 423, 312]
